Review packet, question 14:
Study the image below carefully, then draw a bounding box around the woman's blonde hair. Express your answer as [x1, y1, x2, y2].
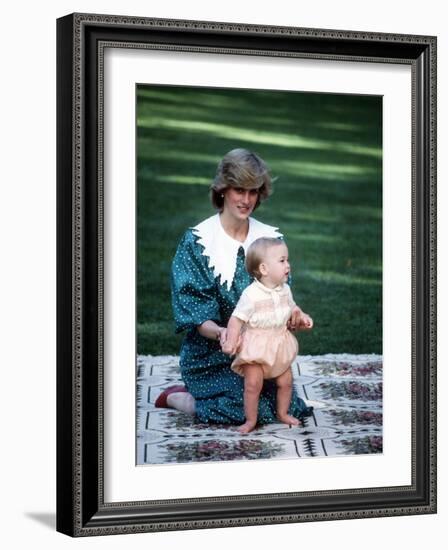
[245, 237, 285, 280]
[210, 148, 273, 211]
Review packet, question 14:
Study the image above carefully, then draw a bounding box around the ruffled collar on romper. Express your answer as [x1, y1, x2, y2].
[191, 214, 282, 290]
[253, 279, 285, 294]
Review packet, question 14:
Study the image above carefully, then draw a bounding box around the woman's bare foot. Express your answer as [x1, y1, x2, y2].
[277, 413, 301, 426]
[237, 420, 257, 434]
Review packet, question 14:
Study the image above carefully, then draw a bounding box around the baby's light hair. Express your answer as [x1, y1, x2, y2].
[245, 237, 285, 280]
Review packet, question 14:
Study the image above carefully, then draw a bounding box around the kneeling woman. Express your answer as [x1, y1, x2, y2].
[156, 148, 313, 426]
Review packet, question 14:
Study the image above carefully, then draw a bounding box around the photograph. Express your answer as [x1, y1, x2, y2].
[136, 85, 383, 466]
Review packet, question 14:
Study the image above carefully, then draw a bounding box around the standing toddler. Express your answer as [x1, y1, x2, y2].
[222, 237, 313, 433]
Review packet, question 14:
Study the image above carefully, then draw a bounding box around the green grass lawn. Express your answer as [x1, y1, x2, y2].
[137, 86, 382, 356]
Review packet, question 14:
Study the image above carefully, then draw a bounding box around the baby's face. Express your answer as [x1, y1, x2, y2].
[261, 243, 290, 286]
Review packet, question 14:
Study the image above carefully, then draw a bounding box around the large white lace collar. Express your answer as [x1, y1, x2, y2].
[191, 214, 283, 290]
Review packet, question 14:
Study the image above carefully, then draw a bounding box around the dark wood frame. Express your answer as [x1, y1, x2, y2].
[56, 13, 437, 536]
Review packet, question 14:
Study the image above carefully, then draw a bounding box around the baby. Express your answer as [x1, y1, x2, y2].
[222, 237, 313, 433]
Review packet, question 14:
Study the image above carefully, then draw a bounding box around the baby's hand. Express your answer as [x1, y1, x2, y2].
[288, 306, 313, 331]
[299, 313, 313, 330]
[221, 334, 241, 356]
[218, 327, 227, 347]
[287, 306, 302, 331]
[222, 341, 236, 355]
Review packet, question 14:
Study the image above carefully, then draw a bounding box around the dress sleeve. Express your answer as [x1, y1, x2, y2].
[171, 230, 221, 333]
[231, 287, 255, 323]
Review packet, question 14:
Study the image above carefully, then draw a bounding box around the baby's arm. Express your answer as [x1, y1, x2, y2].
[286, 285, 313, 330]
[222, 316, 244, 355]
[222, 287, 254, 354]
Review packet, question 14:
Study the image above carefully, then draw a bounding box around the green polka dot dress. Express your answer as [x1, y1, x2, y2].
[171, 222, 313, 425]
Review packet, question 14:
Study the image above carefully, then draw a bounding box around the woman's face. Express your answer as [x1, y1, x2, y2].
[222, 186, 259, 221]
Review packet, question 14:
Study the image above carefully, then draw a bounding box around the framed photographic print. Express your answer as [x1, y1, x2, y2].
[56, 13, 437, 536]
[134, 85, 383, 466]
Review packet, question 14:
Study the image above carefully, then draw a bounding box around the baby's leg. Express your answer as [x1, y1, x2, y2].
[276, 368, 301, 426]
[239, 364, 264, 433]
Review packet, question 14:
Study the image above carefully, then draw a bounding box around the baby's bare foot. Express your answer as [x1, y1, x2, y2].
[237, 421, 257, 434]
[277, 413, 301, 426]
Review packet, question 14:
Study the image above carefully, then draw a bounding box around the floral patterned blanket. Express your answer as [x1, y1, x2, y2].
[137, 354, 382, 465]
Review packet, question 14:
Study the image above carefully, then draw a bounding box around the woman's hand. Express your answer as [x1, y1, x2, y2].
[197, 321, 227, 341]
[288, 306, 313, 331]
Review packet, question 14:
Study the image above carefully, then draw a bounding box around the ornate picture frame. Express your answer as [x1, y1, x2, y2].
[56, 13, 436, 536]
